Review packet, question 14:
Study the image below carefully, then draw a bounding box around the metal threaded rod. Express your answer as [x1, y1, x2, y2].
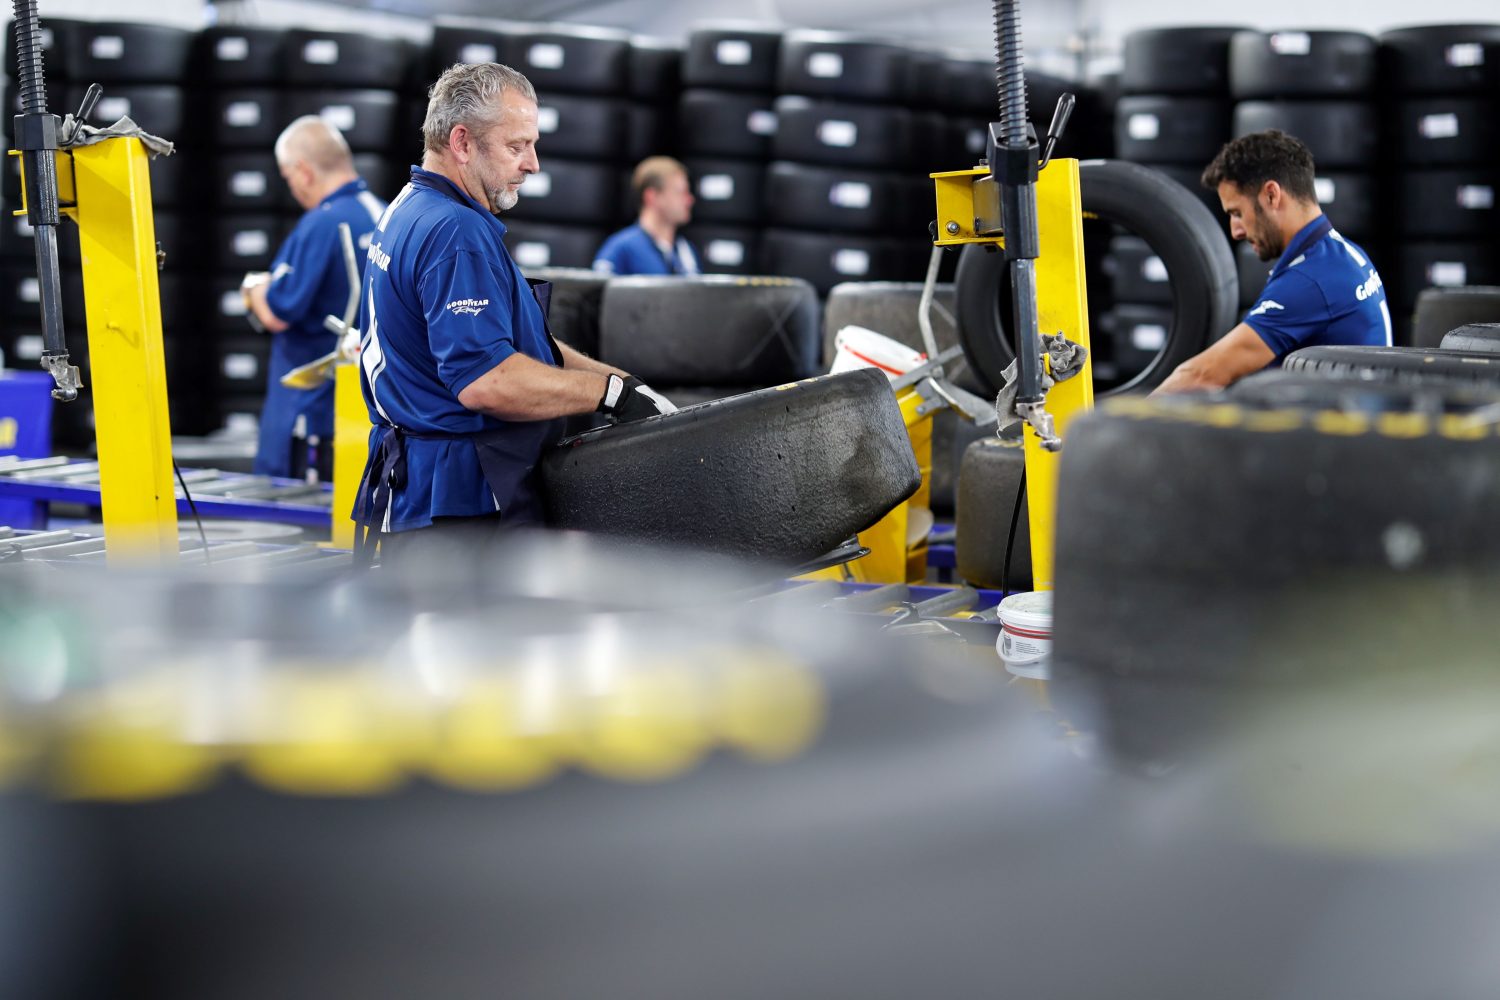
[992, 0, 1028, 147]
[11, 0, 49, 113]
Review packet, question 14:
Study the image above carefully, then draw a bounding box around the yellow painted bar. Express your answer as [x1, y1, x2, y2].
[330, 362, 369, 549]
[931, 166, 998, 247]
[66, 139, 179, 563]
[1023, 158, 1093, 591]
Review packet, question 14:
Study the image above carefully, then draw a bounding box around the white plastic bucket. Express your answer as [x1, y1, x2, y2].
[829, 325, 926, 380]
[996, 591, 1053, 680]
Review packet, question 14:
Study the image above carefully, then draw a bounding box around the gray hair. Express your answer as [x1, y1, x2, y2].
[422, 62, 537, 154]
[274, 115, 353, 173]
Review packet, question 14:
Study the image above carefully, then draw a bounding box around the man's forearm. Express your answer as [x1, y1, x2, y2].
[556, 339, 625, 377]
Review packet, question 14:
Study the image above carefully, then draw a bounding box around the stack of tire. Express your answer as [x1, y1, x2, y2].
[1225, 30, 1383, 334]
[762, 30, 925, 295]
[482, 23, 634, 271]
[1107, 27, 1242, 387]
[1, 19, 200, 446]
[677, 25, 782, 278]
[200, 27, 410, 436]
[1378, 24, 1500, 346]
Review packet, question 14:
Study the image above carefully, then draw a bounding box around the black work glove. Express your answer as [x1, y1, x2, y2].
[598, 374, 678, 423]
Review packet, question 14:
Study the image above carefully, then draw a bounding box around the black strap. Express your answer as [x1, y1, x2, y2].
[351, 425, 407, 567]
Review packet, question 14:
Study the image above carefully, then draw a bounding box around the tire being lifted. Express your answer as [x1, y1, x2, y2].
[541, 369, 921, 566]
[954, 159, 1239, 396]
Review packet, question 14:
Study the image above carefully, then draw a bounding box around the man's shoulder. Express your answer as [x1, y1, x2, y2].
[598, 224, 646, 253]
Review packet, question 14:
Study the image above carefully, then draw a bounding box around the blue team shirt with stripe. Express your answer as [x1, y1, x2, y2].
[592, 224, 700, 276]
[1243, 215, 1391, 363]
[358, 167, 558, 531]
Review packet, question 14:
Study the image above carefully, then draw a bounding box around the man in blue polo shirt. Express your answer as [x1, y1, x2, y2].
[242, 116, 386, 477]
[592, 156, 700, 276]
[1155, 129, 1390, 394]
[353, 63, 675, 562]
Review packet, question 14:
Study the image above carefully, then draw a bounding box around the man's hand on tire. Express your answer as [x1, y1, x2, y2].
[598, 374, 678, 423]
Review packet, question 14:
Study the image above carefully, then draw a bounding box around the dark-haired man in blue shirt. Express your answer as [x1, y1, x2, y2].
[1155, 129, 1390, 394]
[593, 156, 700, 277]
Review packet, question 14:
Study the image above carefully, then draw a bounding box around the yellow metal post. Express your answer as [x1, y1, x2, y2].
[330, 363, 369, 549]
[1023, 159, 1092, 591]
[63, 138, 179, 563]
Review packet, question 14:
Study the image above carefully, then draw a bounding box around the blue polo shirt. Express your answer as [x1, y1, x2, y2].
[358, 167, 559, 531]
[1243, 216, 1391, 363]
[593, 224, 700, 276]
[255, 177, 384, 477]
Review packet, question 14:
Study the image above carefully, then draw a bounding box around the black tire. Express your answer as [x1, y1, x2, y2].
[954, 430, 1032, 591]
[1231, 101, 1377, 171]
[1228, 368, 1500, 411]
[1228, 30, 1377, 99]
[929, 409, 993, 517]
[598, 275, 819, 386]
[1394, 246, 1500, 315]
[507, 159, 620, 226]
[1121, 27, 1245, 95]
[504, 25, 631, 97]
[1313, 172, 1377, 242]
[682, 158, 766, 226]
[682, 27, 782, 92]
[283, 90, 400, 153]
[1108, 304, 1174, 382]
[193, 27, 285, 85]
[939, 58, 996, 116]
[282, 30, 411, 89]
[1136, 161, 1223, 217]
[764, 161, 911, 235]
[4, 17, 74, 80]
[77, 85, 184, 138]
[1393, 99, 1497, 166]
[955, 159, 1239, 395]
[629, 39, 682, 102]
[214, 335, 271, 395]
[0, 207, 80, 265]
[210, 153, 286, 212]
[771, 97, 912, 170]
[760, 229, 915, 297]
[68, 22, 192, 83]
[683, 225, 760, 275]
[1441, 324, 1500, 354]
[210, 90, 283, 149]
[821, 281, 967, 380]
[776, 31, 909, 104]
[1378, 25, 1500, 96]
[352, 154, 401, 204]
[1105, 235, 1173, 305]
[1284, 345, 1500, 385]
[1115, 96, 1232, 164]
[528, 94, 628, 160]
[519, 266, 608, 358]
[1412, 286, 1500, 348]
[677, 90, 778, 160]
[541, 368, 920, 565]
[1397, 170, 1500, 239]
[625, 105, 671, 165]
[645, 385, 740, 409]
[427, 20, 509, 81]
[502, 221, 607, 271]
[1050, 390, 1500, 761]
[211, 214, 286, 272]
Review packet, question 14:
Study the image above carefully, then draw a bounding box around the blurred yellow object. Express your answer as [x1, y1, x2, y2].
[572, 665, 714, 782]
[423, 676, 561, 792]
[330, 363, 370, 549]
[718, 653, 824, 762]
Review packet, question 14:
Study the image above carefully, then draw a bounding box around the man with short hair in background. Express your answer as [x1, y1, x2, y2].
[1155, 129, 1391, 394]
[242, 115, 385, 477]
[592, 156, 700, 276]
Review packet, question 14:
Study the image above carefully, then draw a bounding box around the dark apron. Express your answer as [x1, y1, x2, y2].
[352, 279, 567, 564]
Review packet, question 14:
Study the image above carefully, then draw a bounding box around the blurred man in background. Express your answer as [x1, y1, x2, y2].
[242, 116, 385, 478]
[592, 156, 700, 276]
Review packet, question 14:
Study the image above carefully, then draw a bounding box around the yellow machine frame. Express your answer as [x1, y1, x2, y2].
[932, 158, 1094, 592]
[16, 138, 179, 563]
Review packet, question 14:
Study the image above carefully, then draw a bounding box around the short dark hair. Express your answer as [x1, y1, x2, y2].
[1201, 130, 1317, 204]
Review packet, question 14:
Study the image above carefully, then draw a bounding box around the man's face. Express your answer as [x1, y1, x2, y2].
[468, 90, 540, 215]
[651, 170, 695, 227]
[1218, 180, 1282, 262]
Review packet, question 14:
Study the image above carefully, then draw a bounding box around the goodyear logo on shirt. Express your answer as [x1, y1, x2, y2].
[447, 298, 489, 317]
